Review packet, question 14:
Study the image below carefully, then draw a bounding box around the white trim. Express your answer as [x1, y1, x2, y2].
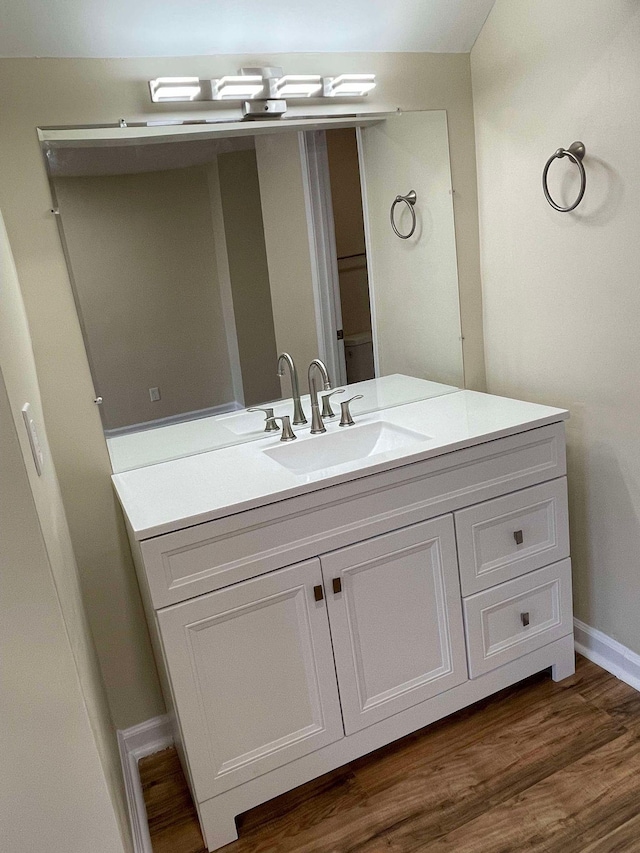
[574, 618, 640, 692]
[117, 715, 174, 853]
[104, 401, 242, 438]
[38, 113, 392, 147]
[299, 130, 346, 384]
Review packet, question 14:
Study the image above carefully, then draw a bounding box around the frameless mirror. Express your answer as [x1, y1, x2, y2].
[41, 110, 464, 472]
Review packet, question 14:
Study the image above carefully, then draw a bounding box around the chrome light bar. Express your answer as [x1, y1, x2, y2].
[149, 68, 376, 111]
[149, 77, 202, 102]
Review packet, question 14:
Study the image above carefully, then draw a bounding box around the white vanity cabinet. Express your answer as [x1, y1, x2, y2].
[156, 515, 468, 801]
[116, 398, 575, 852]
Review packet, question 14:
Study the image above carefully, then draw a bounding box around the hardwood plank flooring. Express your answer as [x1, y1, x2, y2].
[139, 656, 640, 853]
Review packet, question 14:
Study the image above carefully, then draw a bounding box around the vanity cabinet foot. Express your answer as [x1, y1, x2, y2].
[551, 649, 576, 682]
[198, 802, 239, 851]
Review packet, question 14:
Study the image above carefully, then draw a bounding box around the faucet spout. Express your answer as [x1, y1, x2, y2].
[308, 359, 332, 434]
[277, 352, 307, 425]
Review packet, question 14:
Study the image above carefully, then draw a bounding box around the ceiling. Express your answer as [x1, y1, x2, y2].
[0, 0, 495, 58]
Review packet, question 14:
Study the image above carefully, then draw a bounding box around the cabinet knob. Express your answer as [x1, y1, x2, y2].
[521, 611, 530, 627]
[332, 577, 342, 594]
[313, 584, 324, 602]
[513, 529, 524, 546]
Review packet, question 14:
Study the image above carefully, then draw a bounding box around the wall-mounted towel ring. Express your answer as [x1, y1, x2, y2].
[390, 190, 417, 239]
[542, 141, 586, 212]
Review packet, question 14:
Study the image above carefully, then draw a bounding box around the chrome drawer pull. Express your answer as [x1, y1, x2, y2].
[521, 611, 530, 627]
[513, 529, 524, 546]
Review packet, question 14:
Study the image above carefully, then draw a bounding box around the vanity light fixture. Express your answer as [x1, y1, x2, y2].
[147, 70, 376, 112]
[212, 75, 265, 100]
[149, 77, 202, 102]
[323, 74, 377, 97]
[272, 75, 323, 98]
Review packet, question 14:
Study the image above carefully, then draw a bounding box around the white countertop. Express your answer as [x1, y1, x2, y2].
[113, 390, 568, 541]
[106, 374, 459, 473]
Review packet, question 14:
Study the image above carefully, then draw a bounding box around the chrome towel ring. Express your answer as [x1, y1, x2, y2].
[542, 141, 586, 212]
[390, 190, 417, 239]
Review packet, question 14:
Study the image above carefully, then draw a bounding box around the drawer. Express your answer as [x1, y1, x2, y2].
[463, 560, 573, 678]
[139, 423, 566, 608]
[455, 478, 569, 595]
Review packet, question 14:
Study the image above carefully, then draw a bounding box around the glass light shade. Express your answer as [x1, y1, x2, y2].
[274, 75, 323, 98]
[212, 75, 265, 100]
[149, 77, 201, 102]
[325, 74, 376, 97]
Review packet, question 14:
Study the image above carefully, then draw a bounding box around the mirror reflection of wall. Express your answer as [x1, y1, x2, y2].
[215, 147, 281, 408]
[52, 138, 301, 433]
[326, 128, 375, 385]
[360, 112, 463, 388]
[51, 131, 349, 434]
[44, 110, 464, 452]
[55, 164, 241, 432]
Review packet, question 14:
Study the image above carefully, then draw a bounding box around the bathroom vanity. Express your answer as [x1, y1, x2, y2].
[113, 385, 574, 851]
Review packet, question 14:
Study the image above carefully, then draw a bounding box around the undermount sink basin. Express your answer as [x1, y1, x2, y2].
[263, 420, 432, 475]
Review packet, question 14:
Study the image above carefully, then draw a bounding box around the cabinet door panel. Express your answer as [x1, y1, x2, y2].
[158, 559, 343, 800]
[322, 516, 467, 734]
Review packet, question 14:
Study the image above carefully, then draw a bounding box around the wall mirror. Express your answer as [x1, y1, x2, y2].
[40, 110, 464, 472]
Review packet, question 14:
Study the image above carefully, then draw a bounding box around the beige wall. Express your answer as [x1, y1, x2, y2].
[0, 52, 484, 728]
[55, 165, 234, 430]
[217, 148, 281, 406]
[472, 1, 640, 653]
[0, 212, 130, 852]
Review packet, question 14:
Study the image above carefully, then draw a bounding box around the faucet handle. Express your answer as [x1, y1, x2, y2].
[272, 416, 297, 442]
[248, 407, 279, 432]
[339, 395, 364, 427]
[321, 389, 345, 419]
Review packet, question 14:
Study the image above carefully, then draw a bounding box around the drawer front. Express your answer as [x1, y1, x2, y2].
[141, 422, 566, 608]
[463, 560, 573, 678]
[455, 478, 569, 595]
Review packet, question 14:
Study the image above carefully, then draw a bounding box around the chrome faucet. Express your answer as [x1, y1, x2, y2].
[277, 352, 307, 425]
[308, 359, 332, 434]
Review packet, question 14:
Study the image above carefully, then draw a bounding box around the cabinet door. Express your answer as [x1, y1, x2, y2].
[321, 516, 467, 735]
[157, 559, 343, 800]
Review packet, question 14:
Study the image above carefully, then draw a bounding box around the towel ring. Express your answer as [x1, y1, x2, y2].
[390, 190, 417, 239]
[542, 141, 586, 212]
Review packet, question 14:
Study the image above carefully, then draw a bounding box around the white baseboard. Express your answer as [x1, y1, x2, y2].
[105, 400, 244, 438]
[117, 715, 174, 853]
[574, 618, 640, 692]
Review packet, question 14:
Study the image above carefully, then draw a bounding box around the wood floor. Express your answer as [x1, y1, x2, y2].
[139, 656, 640, 853]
